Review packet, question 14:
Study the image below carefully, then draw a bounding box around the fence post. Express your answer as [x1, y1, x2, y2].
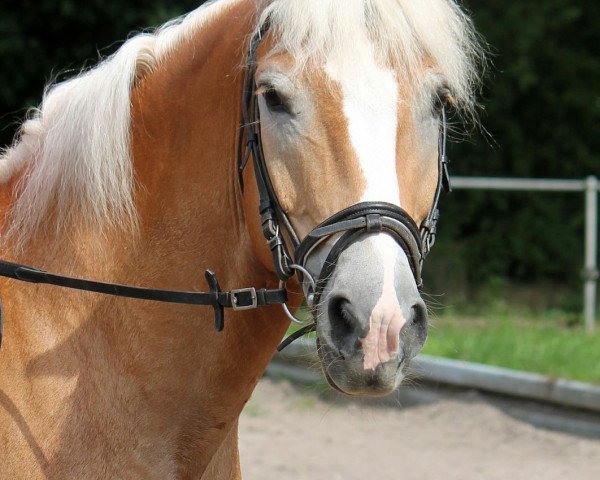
[584, 176, 598, 334]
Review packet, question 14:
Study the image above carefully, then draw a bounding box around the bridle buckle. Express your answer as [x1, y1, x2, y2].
[231, 287, 258, 310]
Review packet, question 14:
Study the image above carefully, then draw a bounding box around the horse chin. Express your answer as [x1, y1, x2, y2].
[316, 337, 404, 397]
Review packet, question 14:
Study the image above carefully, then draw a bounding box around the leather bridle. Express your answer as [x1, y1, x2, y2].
[0, 27, 450, 351]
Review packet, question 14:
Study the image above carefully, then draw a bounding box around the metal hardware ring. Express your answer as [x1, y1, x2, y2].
[279, 264, 317, 325]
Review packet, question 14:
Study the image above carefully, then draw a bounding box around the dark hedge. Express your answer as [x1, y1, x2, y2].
[0, 1, 598, 291]
[0, 0, 203, 146]
[427, 0, 599, 291]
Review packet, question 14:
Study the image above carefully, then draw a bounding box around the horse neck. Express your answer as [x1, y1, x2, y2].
[125, 1, 290, 372]
[120, 9, 294, 466]
[124, 0, 290, 427]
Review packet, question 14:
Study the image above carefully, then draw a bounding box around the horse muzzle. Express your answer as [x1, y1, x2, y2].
[313, 233, 428, 396]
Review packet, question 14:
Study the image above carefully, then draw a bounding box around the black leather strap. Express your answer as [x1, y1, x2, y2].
[0, 260, 285, 308]
[277, 322, 316, 352]
[0, 259, 287, 346]
[238, 29, 298, 282]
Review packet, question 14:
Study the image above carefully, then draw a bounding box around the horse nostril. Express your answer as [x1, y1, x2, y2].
[409, 300, 428, 345]
[411, 301, 426, 325]
[328, 296, 360, 350]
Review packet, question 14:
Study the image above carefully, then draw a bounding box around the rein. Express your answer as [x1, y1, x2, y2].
[0, 260, 286, 336]
[0, 26, 450, 352]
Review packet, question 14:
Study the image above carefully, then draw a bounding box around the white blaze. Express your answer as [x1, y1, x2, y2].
[326, 56, 400, 205]
[327, 50, 406, 370]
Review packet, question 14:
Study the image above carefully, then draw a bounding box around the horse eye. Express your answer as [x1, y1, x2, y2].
[263, 88, 287, 112]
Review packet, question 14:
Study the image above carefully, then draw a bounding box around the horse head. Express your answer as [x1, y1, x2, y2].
[242, 0, 482, 396]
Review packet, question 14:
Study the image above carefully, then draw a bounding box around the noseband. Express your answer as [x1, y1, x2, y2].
[0, 27, 450, 351]
[237, 29, 450, 348]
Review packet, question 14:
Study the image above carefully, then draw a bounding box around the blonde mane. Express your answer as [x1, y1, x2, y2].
[0, 0, 240, 247]
[0, 0, 483, 247]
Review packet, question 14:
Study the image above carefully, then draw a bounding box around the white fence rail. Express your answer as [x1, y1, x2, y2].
[451, 176, 599, 334]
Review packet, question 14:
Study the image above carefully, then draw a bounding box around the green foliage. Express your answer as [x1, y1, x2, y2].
[0, 1, 597, 293]
[0, 0, 205, 146]
[429, 0, 599, 288]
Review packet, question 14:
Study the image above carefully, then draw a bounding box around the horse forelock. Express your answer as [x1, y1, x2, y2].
[257, 0, 484, 117]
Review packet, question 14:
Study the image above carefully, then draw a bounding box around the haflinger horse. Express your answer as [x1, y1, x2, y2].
[0, 0, 482, 478]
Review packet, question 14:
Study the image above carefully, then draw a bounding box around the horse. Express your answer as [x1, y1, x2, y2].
[0, 0, 483, 478]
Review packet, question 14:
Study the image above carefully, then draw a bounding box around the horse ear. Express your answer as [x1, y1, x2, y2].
[0, 119, 42, 184]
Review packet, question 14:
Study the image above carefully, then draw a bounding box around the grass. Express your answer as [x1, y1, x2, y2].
[424, 310, 600, 385]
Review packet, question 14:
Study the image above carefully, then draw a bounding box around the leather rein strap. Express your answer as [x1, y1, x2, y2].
[0, 260, 286, 335]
